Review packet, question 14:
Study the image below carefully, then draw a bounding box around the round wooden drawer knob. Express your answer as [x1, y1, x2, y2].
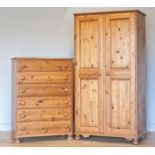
[65, 125, 69, 128]
[64, 88, 68, 92]
[19, 102, 25, 105]
[22, 65, 27, 68]
[65, 101, 69, 104]
[65, 77, 69, 80]
[21, 127, 25, 131]
[22, 90, 26, 94]
[64, 113, 68, 116]
[65, 64, 69, 68]
[21, 77, 26, 80]
[22, 114, 25, 118]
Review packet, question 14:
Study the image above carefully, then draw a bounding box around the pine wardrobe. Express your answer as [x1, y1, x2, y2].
[74, 10, 146, 144]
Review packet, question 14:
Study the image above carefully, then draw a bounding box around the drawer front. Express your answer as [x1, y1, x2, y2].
[17, 108, 72, 122]
[16, 121, 72, 136]
[17, 97, 72, 108]
[16, 59, 72, 72]
[17, 72, 72, 84]
[17, 84, 72, 97]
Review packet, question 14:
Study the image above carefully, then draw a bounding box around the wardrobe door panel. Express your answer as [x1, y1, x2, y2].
[105, 13, 136, 136]
[110, 19, 130, 69]
[75, 15, 103, 134]
[80, 80, 98, 127]
[80, 20, 98, 68]
[110, 79, 130, 129]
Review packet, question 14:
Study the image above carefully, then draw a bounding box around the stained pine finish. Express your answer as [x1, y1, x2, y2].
[136, 12, 146, 136]
[16, 59, 72, 72]
[74, 10, 145, 144]
[80, 80, 98, 127]
[75, 15, 103, 134]
[17, 108, 71, 122]
[1, 131, 154, 147]
[16, 97, 72, 109]
[12, 58, 73, 143]
[105, 13, 136, 137]
[17, 72, 72, 84]
[110, 18, 130, 69]
[110, 80, 130, 129]
[80, 20, 99, 68]
[17, 84, 72, 97]
[16, 121, 72, 137]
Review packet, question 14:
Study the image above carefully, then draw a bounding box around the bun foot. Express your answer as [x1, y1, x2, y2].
[67, 135, 73, 140]
[15, 138, 21, 143]
[75, 134, 80, 140]
[125, 138, 133, 143]
[133, 138, 139, 145]
[82, 135, 90, 138]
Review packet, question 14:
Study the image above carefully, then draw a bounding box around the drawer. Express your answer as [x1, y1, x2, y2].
[16, 59, 72, 72]
[16, 121, 72, 136]
[17, 84, 72, 97]
[17, 97, 72, 108]
[17, 108, 71, 122]
[17, 72, 72, 84]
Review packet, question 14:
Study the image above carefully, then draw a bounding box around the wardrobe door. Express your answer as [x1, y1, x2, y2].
[104, 13, 136, 137]
[75, 15, 103, 134]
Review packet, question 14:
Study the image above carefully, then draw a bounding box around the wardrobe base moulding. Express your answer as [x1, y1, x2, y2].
[74, 132, 147, 144]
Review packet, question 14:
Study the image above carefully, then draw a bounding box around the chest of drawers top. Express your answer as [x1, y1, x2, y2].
[13, 58, 73, 72]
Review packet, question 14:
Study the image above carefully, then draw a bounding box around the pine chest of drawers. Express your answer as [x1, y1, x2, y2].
[12, 58, 73, 143]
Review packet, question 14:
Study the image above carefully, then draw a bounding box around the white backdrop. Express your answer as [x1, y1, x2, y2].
[0, 7, 154, 131]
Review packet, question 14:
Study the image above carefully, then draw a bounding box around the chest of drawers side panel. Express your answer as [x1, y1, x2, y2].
[12, 59, 17, 140]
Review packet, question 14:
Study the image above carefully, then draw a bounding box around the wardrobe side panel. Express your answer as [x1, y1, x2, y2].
[136, 12, 146, 136]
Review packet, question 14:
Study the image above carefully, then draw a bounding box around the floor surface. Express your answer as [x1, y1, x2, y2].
[0, 132, 154, 147]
